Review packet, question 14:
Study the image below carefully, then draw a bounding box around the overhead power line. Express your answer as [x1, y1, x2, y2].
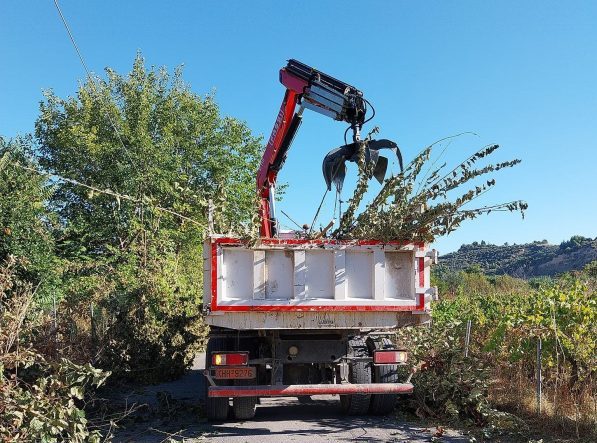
[52, 0, 133, 163]
[7, 156, 203, 227]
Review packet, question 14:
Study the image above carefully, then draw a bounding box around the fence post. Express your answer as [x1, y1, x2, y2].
[464, 319, 472, 357]
[52, 293, 58, 344]
[90, 302, 96, 348]
[536, 337, 542, 414]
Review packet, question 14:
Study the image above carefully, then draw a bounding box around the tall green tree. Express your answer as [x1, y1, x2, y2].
[0, 136, 60, 305]
[35, 54, 262, 379]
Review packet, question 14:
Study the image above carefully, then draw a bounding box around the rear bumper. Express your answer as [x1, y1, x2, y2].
[208, 383, 414, 398]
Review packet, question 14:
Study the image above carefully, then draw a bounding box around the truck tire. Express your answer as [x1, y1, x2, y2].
[367, 337, 399, 415]
[232, 396, 257, 420]
[232, 380, 258, 420]
[340, 337, 372, 415]
[205, 335, 230, 421]
[205, 388, 229, 422]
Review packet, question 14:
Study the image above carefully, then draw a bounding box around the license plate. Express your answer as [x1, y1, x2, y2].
[214, 366, 256, 379]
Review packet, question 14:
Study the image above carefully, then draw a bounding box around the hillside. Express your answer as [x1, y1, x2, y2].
[439, 235, 597, 278]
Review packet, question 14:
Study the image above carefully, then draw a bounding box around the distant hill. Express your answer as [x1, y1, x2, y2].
[439, 235, 597, 278]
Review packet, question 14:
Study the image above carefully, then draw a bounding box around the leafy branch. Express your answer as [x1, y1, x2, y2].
[333, 137, 527, 242]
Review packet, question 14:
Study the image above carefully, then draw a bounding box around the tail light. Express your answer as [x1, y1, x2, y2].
[373, 350, 408, 364]
[211, 352, 249, 366]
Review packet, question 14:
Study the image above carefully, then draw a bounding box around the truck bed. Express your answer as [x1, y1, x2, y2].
[203, 237, 436, 329]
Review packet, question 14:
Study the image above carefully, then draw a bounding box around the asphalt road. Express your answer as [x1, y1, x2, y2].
[112, 353, 468, 443]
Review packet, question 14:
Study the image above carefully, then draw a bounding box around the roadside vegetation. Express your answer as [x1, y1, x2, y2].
[1, 55, 259, 441]
[397, 263, 596, 441]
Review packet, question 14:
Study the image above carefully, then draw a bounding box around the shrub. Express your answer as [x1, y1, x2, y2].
[396, 322, 526, 438]
[0, 258, 109, 442]
[421, 268, 597, 439]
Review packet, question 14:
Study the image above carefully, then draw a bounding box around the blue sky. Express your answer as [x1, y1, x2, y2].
[1, 1, 595, 253]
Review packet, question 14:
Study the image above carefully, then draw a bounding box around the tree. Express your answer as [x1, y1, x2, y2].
[0, 136, 60, 305]
[560, 235, 590, 251]
[35, 54, 262, 380]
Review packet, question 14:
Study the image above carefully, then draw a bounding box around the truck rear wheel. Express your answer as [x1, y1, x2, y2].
[205, 335, 230, 421]
[367, 337, 399, 415]
[340, 337, 372, 415]
[232, 380, 258, 420]
[232, 396, 257, 420]
[205, 391, 229, 421]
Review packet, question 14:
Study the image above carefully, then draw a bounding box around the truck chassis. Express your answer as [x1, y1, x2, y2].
[204, 327, 413, 420]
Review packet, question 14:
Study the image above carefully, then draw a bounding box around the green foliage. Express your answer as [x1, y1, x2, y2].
[584, 260, 597, 278]
[1, 258, 109, 443]
[397, 322, 526, 436]
[560, 235, 593, 251]
[432, 271, 529, 327]
[398, 323, 491, 421]
[34, 54, 261, 380]
[1, 54, 263, 439]
[333, 139, 526, 242]
[1, 358, 108, 443]
[432, 268, 596, 376]
[0, 136, 61, 306]
[420, 268, 596, 437]
[495, 276, 596, 378]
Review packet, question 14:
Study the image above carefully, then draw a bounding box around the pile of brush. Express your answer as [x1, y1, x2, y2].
[331, 136, 527, 242]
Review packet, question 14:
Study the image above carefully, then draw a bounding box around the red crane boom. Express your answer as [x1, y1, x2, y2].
[257, 60, 367, 237]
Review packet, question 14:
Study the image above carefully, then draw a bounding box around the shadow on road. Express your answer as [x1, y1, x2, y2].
[205, 397, 434, 442]
[112, 358, 468, 442]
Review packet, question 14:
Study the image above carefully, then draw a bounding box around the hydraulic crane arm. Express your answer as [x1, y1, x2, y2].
[258, 60, 368, 237]
[258, 60, 403, 238]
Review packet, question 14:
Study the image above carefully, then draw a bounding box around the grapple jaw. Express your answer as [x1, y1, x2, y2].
[322, 139, 403, 192]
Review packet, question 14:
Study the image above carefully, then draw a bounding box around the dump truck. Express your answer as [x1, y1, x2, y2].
[202, 60, 437, 421]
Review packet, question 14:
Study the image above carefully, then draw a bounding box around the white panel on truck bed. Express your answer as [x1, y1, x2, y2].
[384, 252, 416, 300]
[207, 238, 431, 302]
[305, 250, 334, 299]
[222, 248, 253, 301]
[203, 237, 435, 330]
[265, 250, 293, 300]
[345, 250, 373, 300]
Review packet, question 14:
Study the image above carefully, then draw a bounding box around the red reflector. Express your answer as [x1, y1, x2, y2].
[374, 350, 407, 364]
[212, 352, 249, 366]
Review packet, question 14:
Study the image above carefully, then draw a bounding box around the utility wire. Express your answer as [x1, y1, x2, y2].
[53, 0, 93, 84]
[52, 0, 133, 163]
[12, 159, 203, 227]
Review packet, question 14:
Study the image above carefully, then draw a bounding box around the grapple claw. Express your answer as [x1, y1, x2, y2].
[322, 139, 403, 192]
